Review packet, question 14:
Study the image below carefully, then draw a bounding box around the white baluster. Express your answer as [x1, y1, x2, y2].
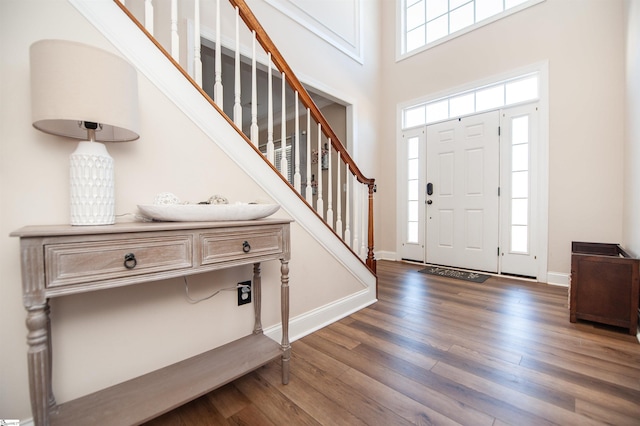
[233, 6, 242, 127]
[250, 31, 258, 146]
[305, 110, 312, 203]
[352, 179, 359, 252]
[294, 92, 301, 192]
[326, 140, 333, 229]
[214, 0, 223, 105]
[194, 0, 202, 86]
[266, 53, 274, 163]
[144, 0, 154, 35]
[344, 166, 351, 246]
[316, 124, 323, 215]
[280, 72, 288, 179]
[336, 152, 343, 239]
[171, 0, 179, 60]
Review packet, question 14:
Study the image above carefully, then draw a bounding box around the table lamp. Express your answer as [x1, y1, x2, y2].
[30, 39, 140, 225]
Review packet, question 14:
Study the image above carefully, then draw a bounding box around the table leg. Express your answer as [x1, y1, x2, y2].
[252, 263, 262, 334]
[280, 259, 290, 385]
[26, 303, 52, 426]
[45, 303, 56, 411]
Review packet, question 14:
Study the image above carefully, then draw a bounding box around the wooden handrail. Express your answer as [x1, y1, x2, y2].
[229, 0, 374, 188]
[112, 0, 376, 275]
[230, 0, 376, 274]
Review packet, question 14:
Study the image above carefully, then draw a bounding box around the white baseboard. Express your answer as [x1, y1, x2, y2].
[264, 286, 377, 343]
[375, 250, 397, 261]
[546, 271, 570, 287]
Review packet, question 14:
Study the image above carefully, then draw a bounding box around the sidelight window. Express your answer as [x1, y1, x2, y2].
[407, 136, 420, 243]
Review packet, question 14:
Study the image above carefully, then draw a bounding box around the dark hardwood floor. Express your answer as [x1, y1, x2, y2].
[145, 260, 640, 425]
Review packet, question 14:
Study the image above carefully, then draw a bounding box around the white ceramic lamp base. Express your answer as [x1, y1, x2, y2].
[69, 141, 115, 225]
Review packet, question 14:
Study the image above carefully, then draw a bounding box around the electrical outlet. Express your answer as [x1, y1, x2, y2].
[237, 280, 252, 306]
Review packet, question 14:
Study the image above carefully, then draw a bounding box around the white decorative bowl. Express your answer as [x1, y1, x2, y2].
[137, 203, 280, 222]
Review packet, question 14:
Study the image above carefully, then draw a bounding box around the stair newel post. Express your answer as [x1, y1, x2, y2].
[336, 151, 343, 239]
[327, 139, 334, 229]
[233, 6, 242, 127]
[367, 182, 376, 273]
[170, 0, 179, 60]
[144, 0, 154, 35]
[294, 92, 301, 192]
[250, 30, 258, 146]
[214, 0, 223, 106]
[316, 123, 324, 215]
[267, 53, 274, 163]
[305, 109, 313, 203]
[280, 71, 288, 179]
[194, 0, 202, 86]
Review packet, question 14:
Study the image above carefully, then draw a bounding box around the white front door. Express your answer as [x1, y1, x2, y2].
[426, 111, 500, 273]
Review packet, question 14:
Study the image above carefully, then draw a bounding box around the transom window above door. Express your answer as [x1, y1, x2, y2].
[402, 72, 539, 128]
[399, 0, 544, 59]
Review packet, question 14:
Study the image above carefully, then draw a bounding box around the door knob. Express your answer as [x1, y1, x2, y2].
[427, 200, 433, 205]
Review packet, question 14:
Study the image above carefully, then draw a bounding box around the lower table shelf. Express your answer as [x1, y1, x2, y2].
[50, 333, 282, 426]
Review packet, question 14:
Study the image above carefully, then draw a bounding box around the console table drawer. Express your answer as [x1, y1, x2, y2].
[45, 236, 193, 288]
[201, 227, 284, 265]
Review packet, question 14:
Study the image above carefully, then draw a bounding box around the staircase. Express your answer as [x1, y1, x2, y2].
[68, 0, 376, 297]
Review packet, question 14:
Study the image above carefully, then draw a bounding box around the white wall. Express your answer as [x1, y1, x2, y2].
[623, 0, 640, 256]
[378, 0, 627, 276]
[8, 0, 633, 421]
[0, 0, 380, 420]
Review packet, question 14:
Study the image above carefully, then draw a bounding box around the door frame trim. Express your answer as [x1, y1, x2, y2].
[396, 61, 549, 282]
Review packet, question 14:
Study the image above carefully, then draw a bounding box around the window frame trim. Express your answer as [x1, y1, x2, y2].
[396, 0, 546, 62]
[398, 63, 543, 130]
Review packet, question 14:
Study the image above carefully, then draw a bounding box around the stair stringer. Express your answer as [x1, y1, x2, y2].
[69, 0, 377, 342]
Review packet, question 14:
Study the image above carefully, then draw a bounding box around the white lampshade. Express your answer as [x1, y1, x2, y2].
[30, 39, 140, 142]
[30, 39, 140, 225]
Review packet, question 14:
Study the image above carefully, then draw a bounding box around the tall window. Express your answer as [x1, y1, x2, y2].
[401, 0, 544, 57]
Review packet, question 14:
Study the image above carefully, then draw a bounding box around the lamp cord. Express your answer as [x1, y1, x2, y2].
[183, 276, 249, 304]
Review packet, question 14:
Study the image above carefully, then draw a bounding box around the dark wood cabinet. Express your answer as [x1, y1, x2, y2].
[570, 242, 639, 335]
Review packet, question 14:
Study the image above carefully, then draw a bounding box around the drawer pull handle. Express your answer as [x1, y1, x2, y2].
[242, 241, 251, 253]
[124, 253, 137, 269]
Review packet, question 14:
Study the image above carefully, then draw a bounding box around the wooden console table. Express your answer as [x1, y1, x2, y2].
[11, 219, 292, 426]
